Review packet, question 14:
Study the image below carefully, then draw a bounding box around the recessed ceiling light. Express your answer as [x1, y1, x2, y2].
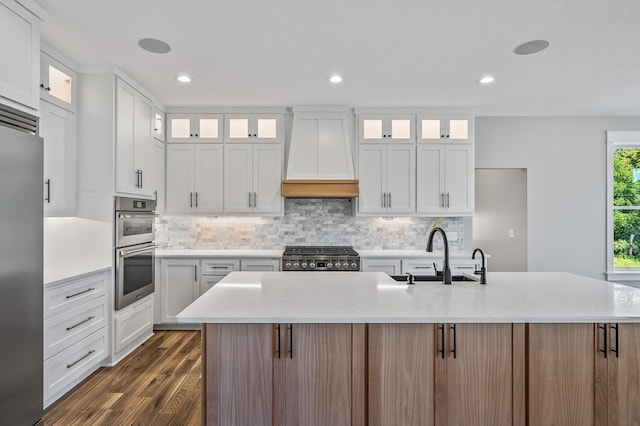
[138, 38, 171, 54]
[329, 75, 343, 84]
[478, 75, 495, 84]
[514, 40, 550, 55]
[177, 75, 192, 83]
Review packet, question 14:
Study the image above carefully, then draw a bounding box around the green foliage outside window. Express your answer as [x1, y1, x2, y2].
[613, 148, 640, 267]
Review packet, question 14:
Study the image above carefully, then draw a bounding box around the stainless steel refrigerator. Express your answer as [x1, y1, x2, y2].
[0, 105, 43, 424]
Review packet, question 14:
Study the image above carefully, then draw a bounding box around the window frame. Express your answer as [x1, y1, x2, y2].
[606, 131, 640, 281]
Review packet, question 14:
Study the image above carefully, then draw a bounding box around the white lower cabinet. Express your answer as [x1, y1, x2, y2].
[361, 258, 402, 275]
[240, 258, 280, 271]
[159, 258, 200, 323]
[200, 259, 239, 295]
[43, 270, 110, 408]
[112, 296, 153, 356]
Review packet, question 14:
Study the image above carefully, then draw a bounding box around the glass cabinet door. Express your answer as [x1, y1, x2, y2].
[40, 53, 76, 111]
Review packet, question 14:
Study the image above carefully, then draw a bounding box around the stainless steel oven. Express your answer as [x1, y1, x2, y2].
[115, 196, 157, 310]
[115, 197, 156, 247]
[115, 242, 156, 310]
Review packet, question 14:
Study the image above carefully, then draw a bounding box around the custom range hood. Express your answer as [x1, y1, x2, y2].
[282, 107, 359, 198]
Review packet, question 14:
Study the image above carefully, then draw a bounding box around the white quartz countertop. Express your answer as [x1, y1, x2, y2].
[44, 217, 113, 286]
[177, 271, 640, 324]
[155, 249, 283, 257]
[358, 249, 480, 259]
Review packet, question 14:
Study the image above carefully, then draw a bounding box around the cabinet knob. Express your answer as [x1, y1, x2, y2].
[40, 83, 44, 88]
[441, 134, 445, 138]
[195, 133, 199, 137]
[446, 134, 450, 138]
[190, 134, 193, 137]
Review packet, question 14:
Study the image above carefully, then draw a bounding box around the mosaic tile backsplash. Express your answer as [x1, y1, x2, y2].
[156, 199, 464, 250]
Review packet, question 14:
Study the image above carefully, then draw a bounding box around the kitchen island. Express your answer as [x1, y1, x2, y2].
[178, 272, 640, 426]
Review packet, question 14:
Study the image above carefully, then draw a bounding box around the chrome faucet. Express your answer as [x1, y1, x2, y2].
[472, 248, 487, 284]
[426, 227, 452, 285]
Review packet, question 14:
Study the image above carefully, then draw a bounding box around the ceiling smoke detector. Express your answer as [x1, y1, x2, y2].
[138, 38, 171, 54]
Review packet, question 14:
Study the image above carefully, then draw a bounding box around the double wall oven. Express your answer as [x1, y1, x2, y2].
[115, 197, 156, 310]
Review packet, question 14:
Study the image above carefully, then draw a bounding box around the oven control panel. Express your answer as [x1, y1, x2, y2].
[282, 258, 360, 271]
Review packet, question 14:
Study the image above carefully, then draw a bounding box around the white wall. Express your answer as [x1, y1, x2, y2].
[475, 117, 640, 279]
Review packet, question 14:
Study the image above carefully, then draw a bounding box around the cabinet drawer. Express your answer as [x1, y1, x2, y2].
[44, 296, 107, 359]
[114, 298, 153, 353]
[44, 271, 108, 319]
[200, 274, 227, 295]
[201, 259, 239, 275]
[44, 327, 107, 402]
[240, 258, 280, 271]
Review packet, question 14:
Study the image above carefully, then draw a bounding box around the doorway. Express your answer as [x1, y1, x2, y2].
[473, 169, 528, 271]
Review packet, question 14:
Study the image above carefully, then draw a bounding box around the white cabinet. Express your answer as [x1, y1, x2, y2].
[43, 270, 109, 407]
[115, 79, 153, 197]
[224, 113, 283, 143]
[40, 52, 76, 112]
[166, 144, 223, 214]
[416, 144, 473, 216]
[40, 100, 76, 216]
[167, 113, 222, 143]
[200, 259, 238, 295]
[361, 258, 401, 274]
[417, 114, 472, 143]
[152, 107, 165, 142]
[224, 144, 282, 214]
[112, 296, 153, 357]
[240, 258, 280, 271]
[152, 140, 165, 214]
[357, 114, 415, 143]
[160, 258, 199, 323]
[358, 144, 415, 214]
[0, 0, 40, 111]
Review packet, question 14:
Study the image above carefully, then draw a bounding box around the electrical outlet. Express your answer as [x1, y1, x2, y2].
[508, 228, 515, 238]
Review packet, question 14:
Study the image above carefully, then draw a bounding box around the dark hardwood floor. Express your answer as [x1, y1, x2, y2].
[43, 330, 202, 426]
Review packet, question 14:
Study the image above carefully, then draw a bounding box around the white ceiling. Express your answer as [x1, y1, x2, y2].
[38, 0, 640, 115]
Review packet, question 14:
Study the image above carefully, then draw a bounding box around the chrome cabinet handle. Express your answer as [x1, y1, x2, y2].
[190, 192, 193, 208]
[253, 192, 257, 207]
[67, 350, 95, 369]
[383, 193, 387, 208]
[388, 192, 392, 208]
[66, 316, 96, 331]
[195, 192, 198, 208]
[194, 265, 198, 282]
[66, 288, 95, 299]
[249, 192, 252, 207]
[140, 170, 143, 188]
[440, 193, 444, 208]
[446, 192, 450, 208]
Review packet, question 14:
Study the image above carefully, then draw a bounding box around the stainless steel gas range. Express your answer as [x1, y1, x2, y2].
[282, 246, 360, 271]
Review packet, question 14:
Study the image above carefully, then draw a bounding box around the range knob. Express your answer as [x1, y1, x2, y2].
[293, 262, 299, 269]
[342, 262, 349, 269]
[334, 262, 341, 269]
[327, 263, 333, 269]
[350, 262, 358, 270]
[301, 262, 308, 269]
[309, 262, 316, 269]
[285, 262, 292, 269]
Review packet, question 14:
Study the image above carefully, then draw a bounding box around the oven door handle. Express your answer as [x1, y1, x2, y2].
[119, 245, 157, 257]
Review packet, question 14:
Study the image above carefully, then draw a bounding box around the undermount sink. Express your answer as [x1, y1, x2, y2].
[389, 274, 479, 282]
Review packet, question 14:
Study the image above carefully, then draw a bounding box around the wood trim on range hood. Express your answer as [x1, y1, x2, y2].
[281, 180, 359, 198]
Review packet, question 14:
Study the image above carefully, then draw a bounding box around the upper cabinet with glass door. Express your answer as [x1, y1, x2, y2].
[167, 113, 223, 143]
[357, 114, 415, 143]
[223, 114, 283, 143]
[417, 114, 473, 144]
[152, 107, 165, 142]
[40, 52, 76, 112]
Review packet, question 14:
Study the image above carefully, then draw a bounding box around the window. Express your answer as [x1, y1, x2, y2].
[607, 131, 640, 275]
